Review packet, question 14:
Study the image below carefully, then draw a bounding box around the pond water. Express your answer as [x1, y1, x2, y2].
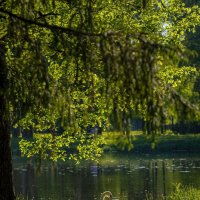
[13, 153, 200, 200]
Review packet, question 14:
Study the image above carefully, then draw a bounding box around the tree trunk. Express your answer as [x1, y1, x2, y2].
[0, 47, 16, 200]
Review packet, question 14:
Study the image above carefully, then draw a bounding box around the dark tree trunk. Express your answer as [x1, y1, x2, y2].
[0, 46, 15, 200]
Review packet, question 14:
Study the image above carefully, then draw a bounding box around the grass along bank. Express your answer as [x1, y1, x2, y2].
[146, 184, 200, 200]
[102, 132, 200, 153]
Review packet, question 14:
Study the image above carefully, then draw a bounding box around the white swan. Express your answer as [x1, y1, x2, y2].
[100, 191, 112, 200]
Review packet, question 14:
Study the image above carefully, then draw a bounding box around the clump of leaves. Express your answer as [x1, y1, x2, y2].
[19, 133, 105, 163]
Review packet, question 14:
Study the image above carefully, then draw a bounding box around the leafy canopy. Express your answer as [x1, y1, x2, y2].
[1, 0, 200, 161]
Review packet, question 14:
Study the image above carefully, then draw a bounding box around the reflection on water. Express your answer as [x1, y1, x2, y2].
[13, 154, 200, 200]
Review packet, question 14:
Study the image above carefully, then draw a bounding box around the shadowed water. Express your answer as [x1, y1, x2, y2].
[13, 153, 200, 200]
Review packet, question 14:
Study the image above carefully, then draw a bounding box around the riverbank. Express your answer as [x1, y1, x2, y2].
[11, 132, 200, 157]
[102, 132, 200, 154]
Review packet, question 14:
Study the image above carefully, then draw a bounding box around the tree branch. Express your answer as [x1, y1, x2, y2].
[0, 8, 105, 37]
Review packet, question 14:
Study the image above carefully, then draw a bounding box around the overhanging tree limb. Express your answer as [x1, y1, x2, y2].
[0, 8, 120, 37]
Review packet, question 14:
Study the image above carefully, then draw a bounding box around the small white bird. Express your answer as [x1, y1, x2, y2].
[100, 191, 112, 200]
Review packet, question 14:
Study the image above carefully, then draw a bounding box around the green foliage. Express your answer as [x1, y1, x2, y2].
[1, 0, 200, 161]
[19, 134, 72, 161]
[156, 65, 199, 123]
[19, 133, 105, 163]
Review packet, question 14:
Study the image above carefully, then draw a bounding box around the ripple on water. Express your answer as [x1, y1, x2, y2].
[180, 170, 190, 173]
[21, 168, 28, 172]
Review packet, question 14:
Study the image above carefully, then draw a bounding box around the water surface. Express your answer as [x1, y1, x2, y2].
[13, 153, 200, 200]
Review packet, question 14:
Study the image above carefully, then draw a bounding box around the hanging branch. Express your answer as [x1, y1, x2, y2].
[0, 8, 120, 37]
